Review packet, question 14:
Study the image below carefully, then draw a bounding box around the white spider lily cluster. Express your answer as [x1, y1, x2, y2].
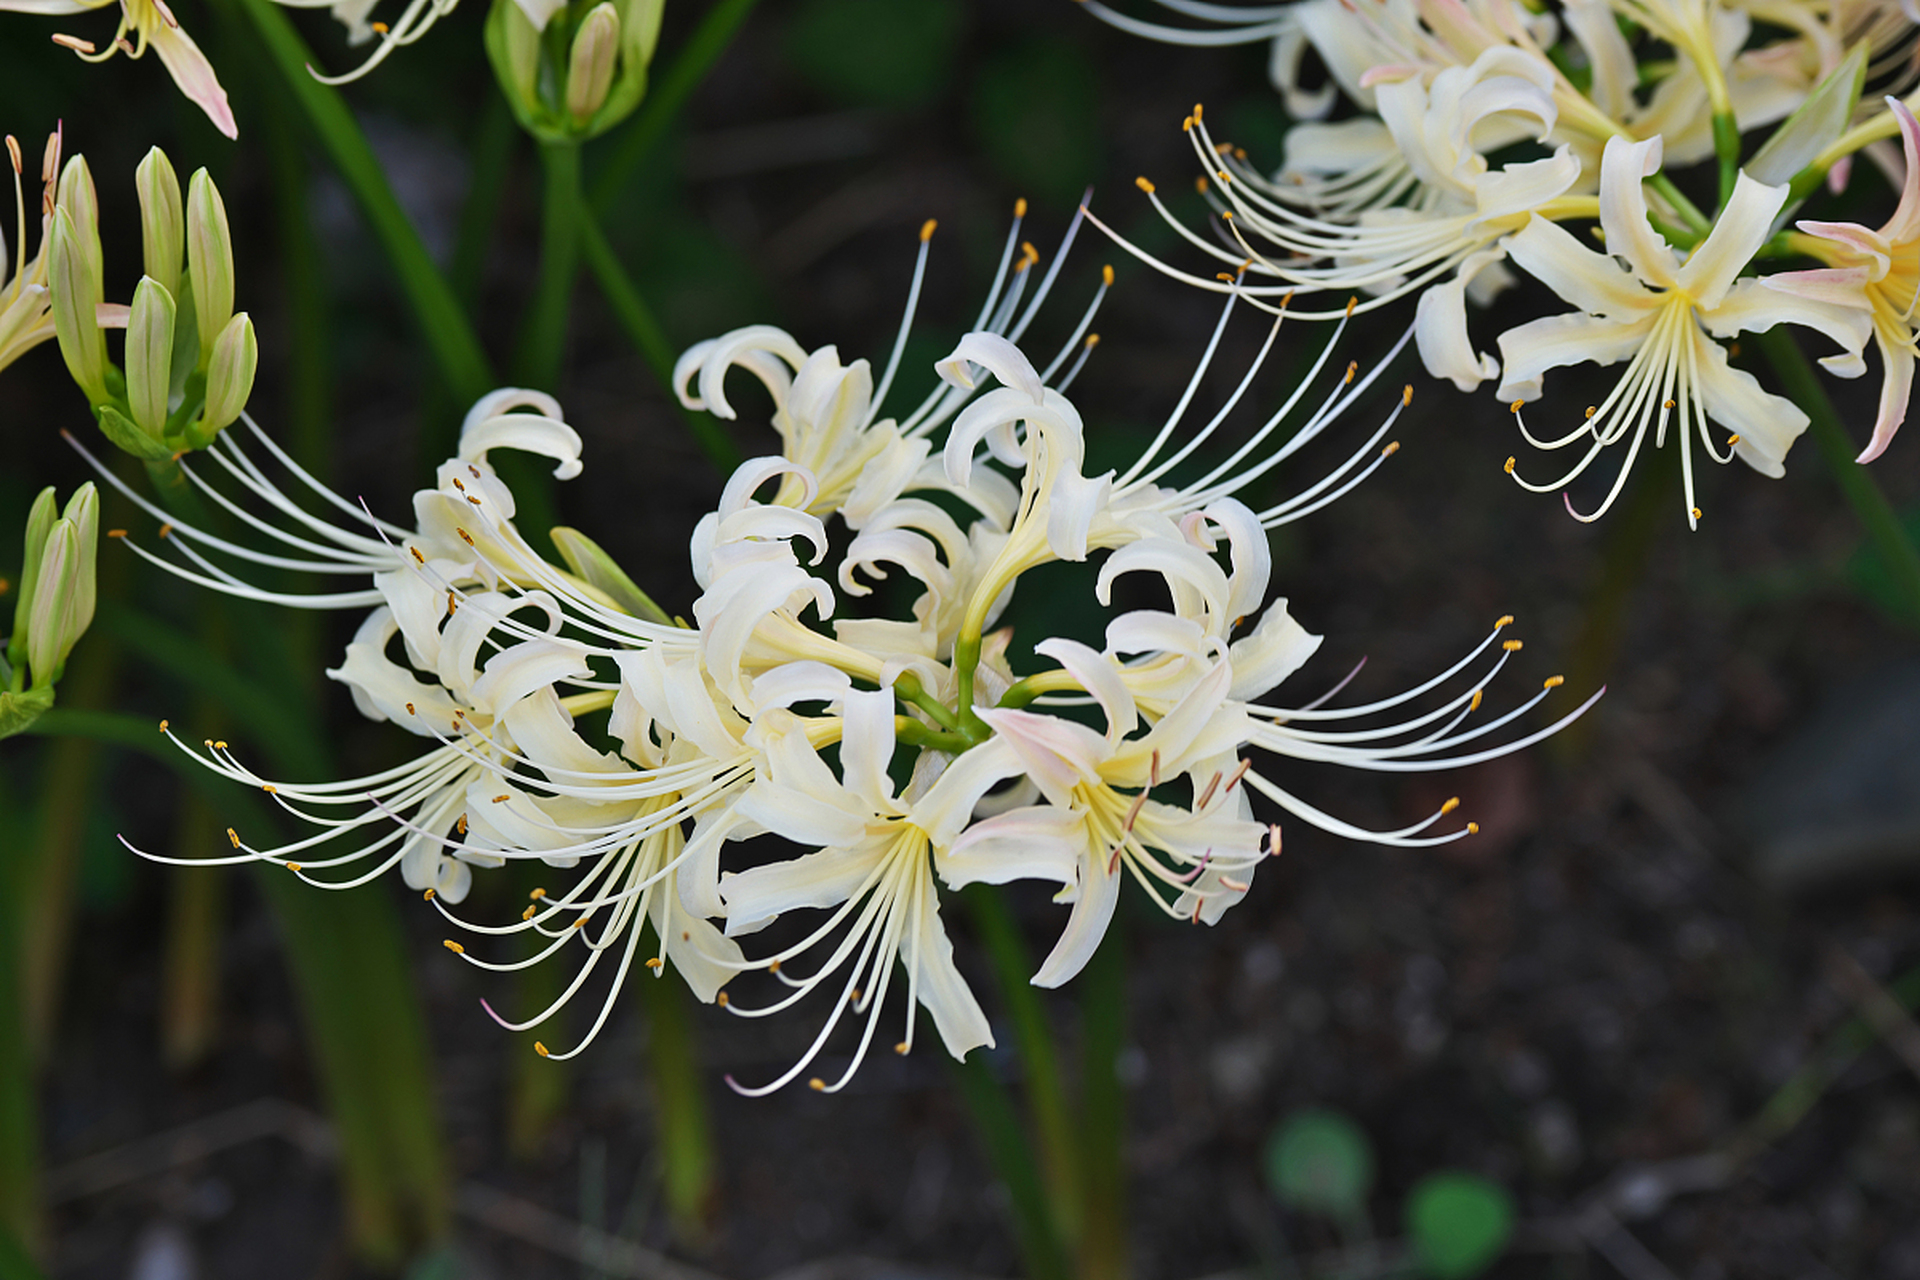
[88, 217, 1591, 1091]
[1086, 0, 1920, 525]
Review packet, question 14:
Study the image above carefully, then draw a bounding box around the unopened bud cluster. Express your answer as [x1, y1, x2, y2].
[49, 146, 257, 462]
[1, 483, 99, 739]
[484, 0, 663, 142]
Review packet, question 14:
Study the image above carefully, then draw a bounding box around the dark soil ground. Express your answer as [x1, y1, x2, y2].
[6, 1, 1920, 1277]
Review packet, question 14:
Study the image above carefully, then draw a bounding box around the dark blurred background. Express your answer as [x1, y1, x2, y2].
[5, 0, 1920, 1276]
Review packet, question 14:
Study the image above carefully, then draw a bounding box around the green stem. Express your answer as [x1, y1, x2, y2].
[638, 943, 716, 1247]
[1647, 174, 1711, 238]
[1712, 111, 1741, 209]
[0, 774, 41, 1261]
[577, 209, 742, 471]
[1076, 924, 1129, 1280]
[231, 0, 494, 403]
[892, 670, 959, 731]
[948, 1053, 1073, 1280]
[967, 887, 1083, 1249]
[587, 0, 765, 213]
[1755, 327, 1920, 625]
[514, 142, 584, 391]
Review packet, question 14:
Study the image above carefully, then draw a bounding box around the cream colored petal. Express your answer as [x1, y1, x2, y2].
[1505, 214, 1653, 321]
[146, 21, 238, 140]
[1691, 332, 1808, 476]
[1597, 135, 1679, 289]
[1673, 170, 1788, 308]
[1494, 310, 1653, 403]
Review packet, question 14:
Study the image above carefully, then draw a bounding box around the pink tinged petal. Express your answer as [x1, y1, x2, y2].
[940, 805, 1084, 890]
[1126, 659, 1246, 782]
[907, 898, 994, 1059]
[1759, 265, 1877, 310]
[0, 0, 100, 12]
[1415, 249, 1503, 392]
[1710, 278, 1872, 375]
[1597, 135, 1679, 289]
[720, 842, 882, 936]
[1691, 332, 1807, 477]
[1034, 637, 1138, 742]
[1031, 848, 1121, 989]
[1673, 170, 1788, 309]
[1883, 98, 1920, 246]
[1859, 329, 1914, 462]
[1795, 221, 1892, 277]
[146, 21, 237, 140]
[1504, 214, 1653, 321]
[974, 706, 1110, 807]
[1494, 310, 1654, 403]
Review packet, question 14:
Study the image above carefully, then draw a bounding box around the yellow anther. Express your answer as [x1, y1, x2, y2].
[1222, 208, 1234, 221]
[1503, 639, 1523, 651]
[1343, 360, 1357, 385]
[1544, 675, 1565, 689]
[1585, 406, 1596, 419]
[1195, 175, 1209, 194]
[768, 959, 782, 973]
[895, 1042, 910, 1055]
[262, 785, 276, 794]
[492, 793, 510, 803]
[456, 814, 469, 835]
[530, 887, 546, 900]
[286, 862, 301, 873]
[1469, 689, 1483, 711]
[1102, 264, 1114, 287]
[1466, 822, 1480, 835]
[1345, 296, 1357, 317]
[158, 719, 169, 732]
[521, 905, 536, 921]
[424, 888, 436, 902]
[1510, 401, 1524, 414]
[227, 828, 239, 848]
[1216, 272, 1237, 282]
[457, 528, 475, 545]
[1192, 102, 1204, 121]
[108, 528, 127, 538]
[1691, 506, 1703, 520]
[451, 477, 466, 492]
[919, 218, 936, 242]
[1663, 399, 1676, 410]
[444, 940, 464, 954]
[645, 957, 664, 969]
[573, 916, 590, 930]
[809, 1078, 826, 1091]
[1727, 433, 1741, 445]
[1182, 115, 1194, 132]
[1215, 170, 1230, 185]
[1402, 384, 1413, 406]
[1440, 797, 1460, 815]
[1014, 197, 1028, 218]
[1504, 457, 1517, 474]
[1382, 442, 1400, 457]
[1135, 176, 1156, 194]
[158, 524, 173, 539]
[535, 1042, 550, 1057]
[371, 19, 388, 33]
[717, 992, 730, 1007]
[213, 740, 227, 750]
[409, 546, 425, 563]
[1085, 333, 1100, 349]
[1496, 614, 1515, 627]
[406, 702, 416, 715]
[447, 591, 457, 616]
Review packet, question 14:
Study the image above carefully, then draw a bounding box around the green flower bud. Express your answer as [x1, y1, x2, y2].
[49, 207, 109, 405]
[187, 169, 234, 365]
[126, 275, 178, 438]
[9, 487, 59, 667]
[136, 147, 185, 299]
[567, 4, 621, 125]
[26, 520, 87, 686]
[54, 154, 102, 291]
[60, 484, 98, 645]
[198, 312, 257, 439]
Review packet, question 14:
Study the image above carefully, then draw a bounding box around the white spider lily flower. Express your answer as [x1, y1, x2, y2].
[0, 128, 63, 374]
[675, 206, 1114, 525]
[713, 690, 1027, 1094]
[962, 641, 1267, 987]
[16, 0, 237, 139]
[1498, 135, 1871, 527]
[1768, 97, 1920, 462]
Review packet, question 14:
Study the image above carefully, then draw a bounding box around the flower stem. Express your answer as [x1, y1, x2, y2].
[1712, 110, 1741, 208]
[1647, 174, 1711, 238]
[1755, 327, 1920, 625]
[514, 141, 584, 391]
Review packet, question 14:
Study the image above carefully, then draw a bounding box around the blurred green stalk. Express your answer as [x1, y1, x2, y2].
[638, 930, 716, 1246]
[1755, 328, 1920, 626]
[514, 142, 584, 391]
[160, 788, 227, 1070]
[0, 774, 41, 1260]
[1077, 928, 1129, 1280]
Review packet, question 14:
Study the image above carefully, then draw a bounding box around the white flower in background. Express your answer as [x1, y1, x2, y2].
[1770, 97, 1920, 462]
[10, 0, 237, 139]
[1, 128, 64, 374]
[1498, 135, 1871, 527]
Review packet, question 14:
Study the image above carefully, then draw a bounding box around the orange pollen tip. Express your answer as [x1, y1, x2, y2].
[1727, 433, 1741, 445]
[1102, 264, 1115, 286]
[457, 529, 475, 545]
[1585, 406, 1596, 419]
[262, 784, 276, 794]
[1135, 176, 1156, 194]
[409, 546, 424, 563]
[535, 1041, 550, 1057]
[1466, 822, 1480, 835]
[1183, 116, 1194, 132]
[1196, 176, 1209, 193]
[768, 959, 782, 973]
[213, 741, 227, 750]
[466, 495, 481, 506]
[920, 218, 937, 242]
[451, 478, 466, 491]
[717, 992, 730, 1007]
[1192, 102, 1204, 120]
[405, 702, 416, 715]
[1510, 401, 1524, 414]
[809, 1078, 826, 1092]
[1222, 209, 1234, 220]
[1504, 457, 1517, 474]
[1503, 639, 1523, 651]
[645, 957, 664, 969]
[522, 905, 536, 921]
[1469, 690, 1483, 711]
[424, 888, 436, 901]
[1691, 507, 1704, 520]
[227, 829, 239, 848]
[1663, 399, 1676, 410]
[443, 940, 464, 954]
[1545, 675, 1565, 689]
[1382, 442, 1400, 457]
[530, 888, 546, 899]
[572, 916, 589, 929]
[1496, 614, 1515, 628]
[1402, 384, 1413, 406]
[1085, 333, 1100, 349]
[157, 719, 169, 732]
[895, 1042, 910, 1055]
[158, 524, 173, 538]
[108, 529, 127, 538]
[1216, 170, 1230, 184]
[286, 863, 301, 873]
[1440, 797, 1460, 815]
[371, 20, 388, 33]
[492, 794, 510, 803]
[1345, 297, 1358, 317]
